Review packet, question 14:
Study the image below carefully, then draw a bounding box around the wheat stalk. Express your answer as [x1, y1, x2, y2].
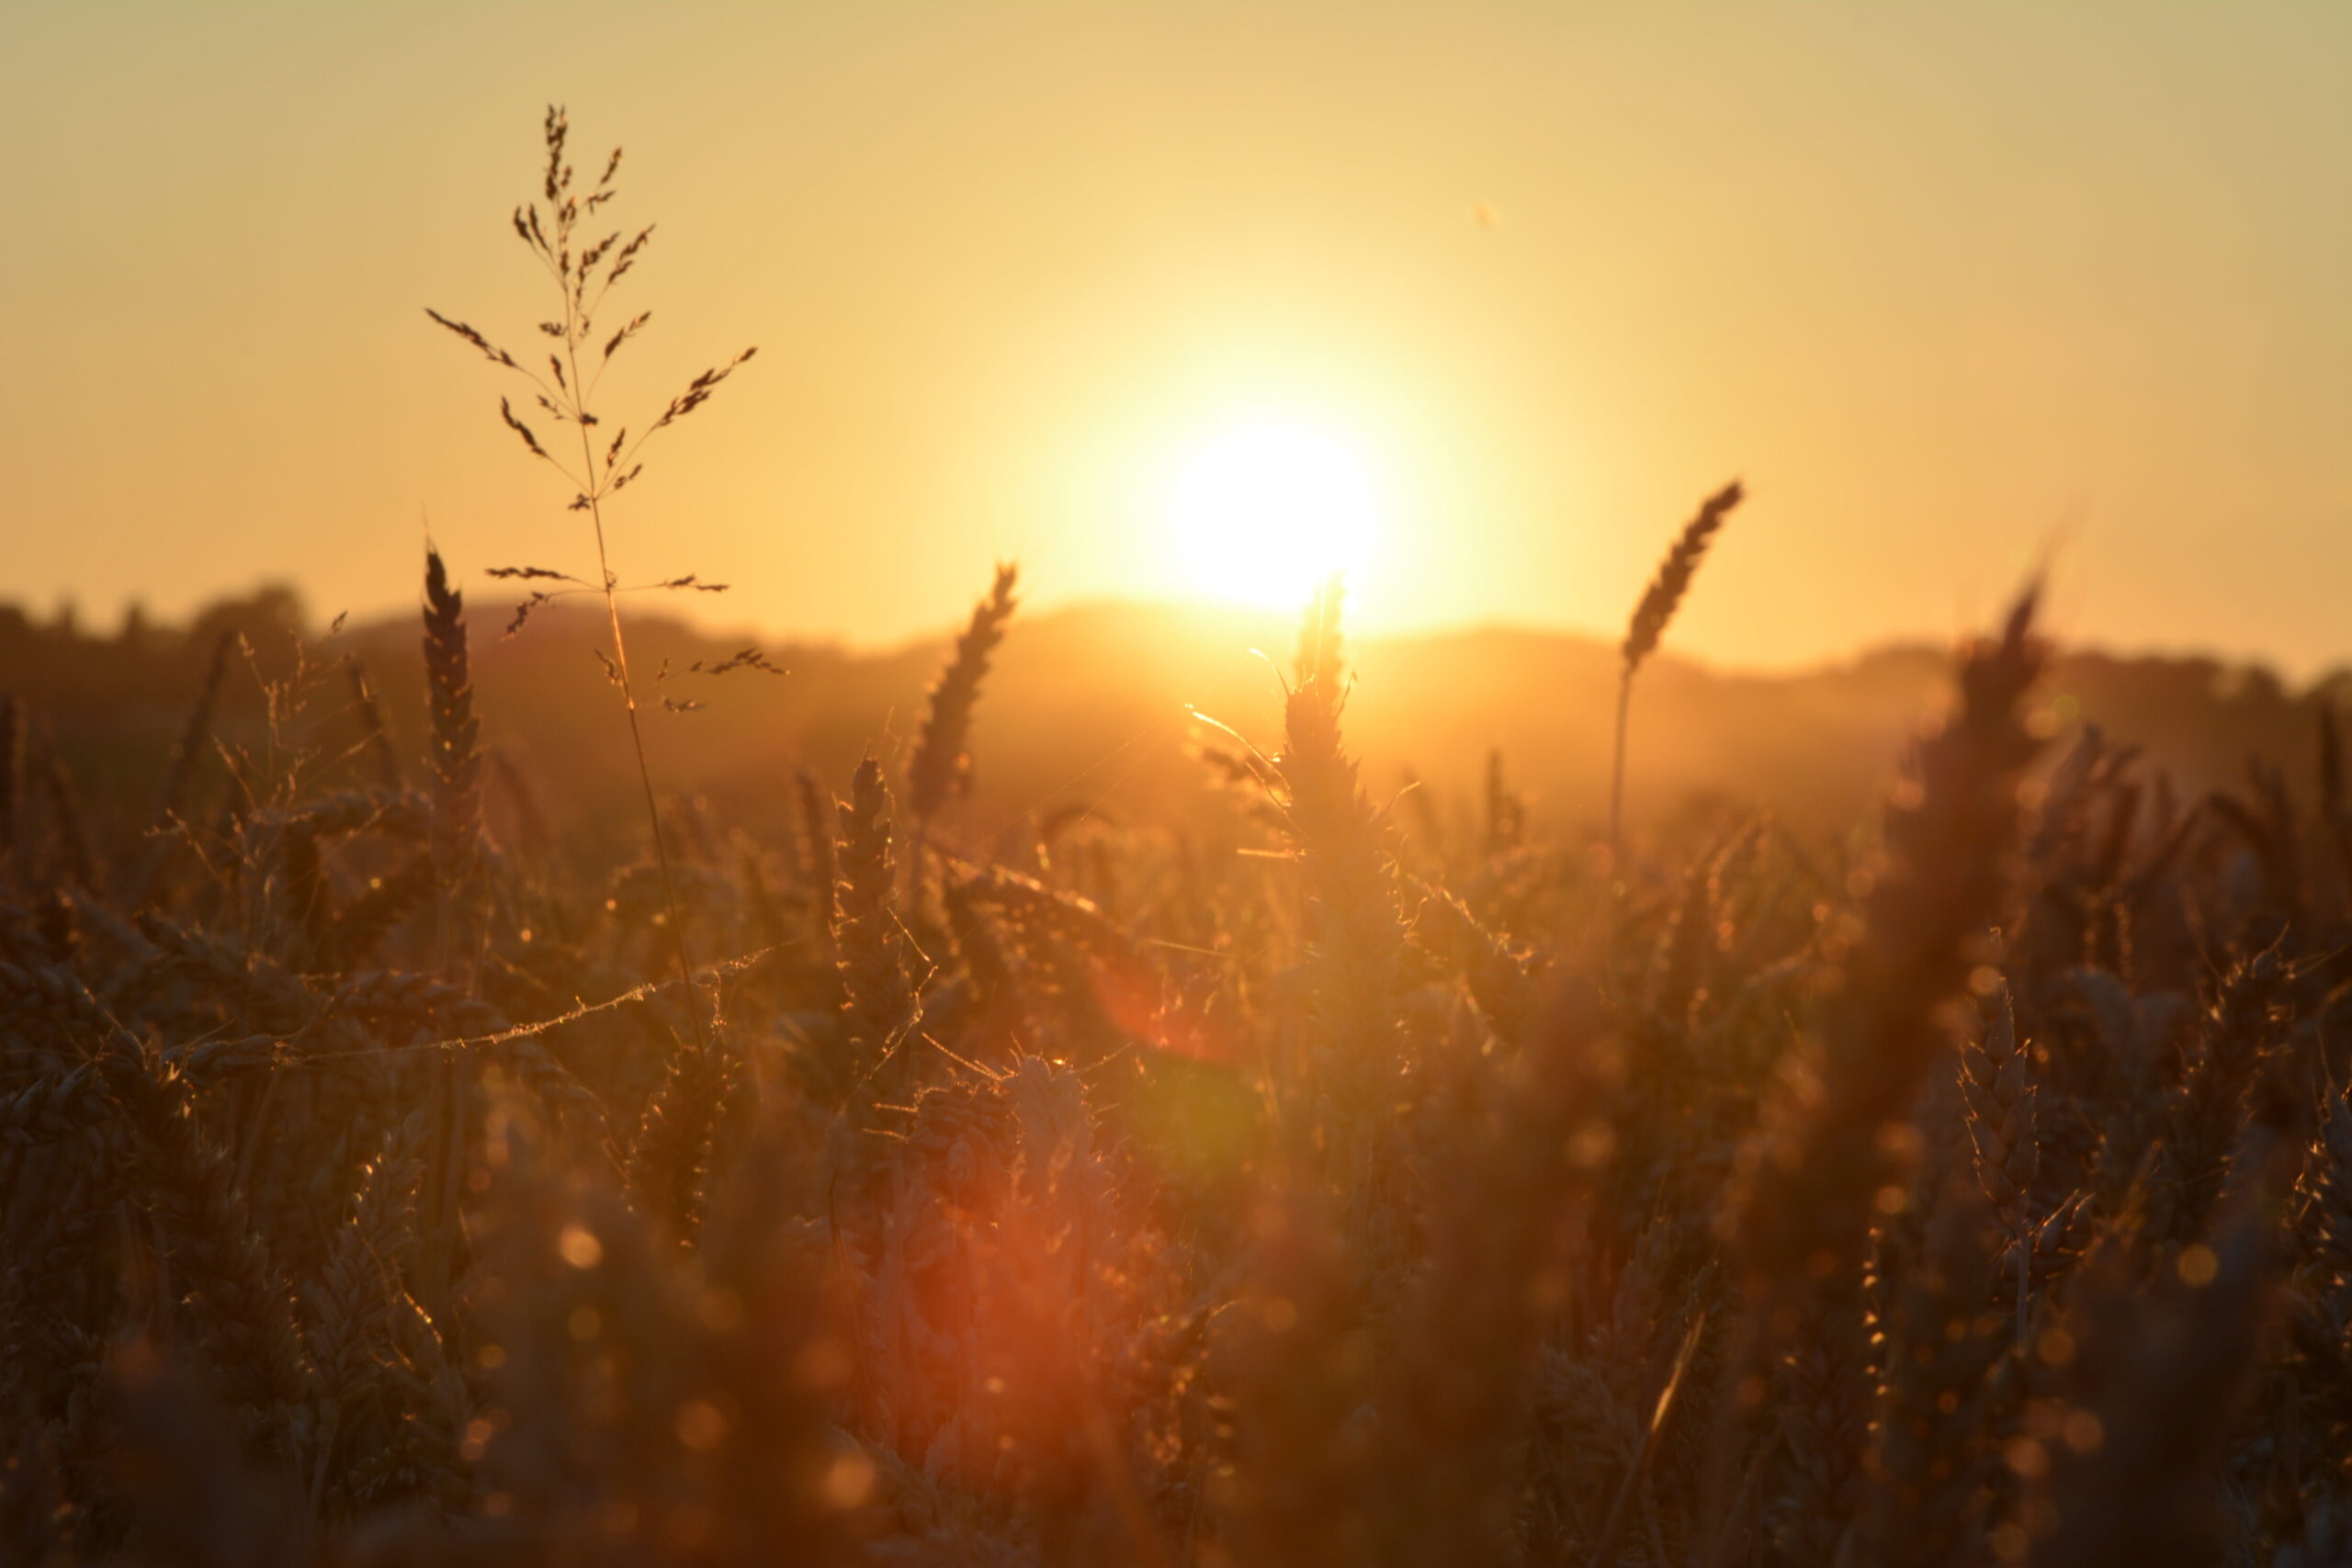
[1611, 479, 1742, 860]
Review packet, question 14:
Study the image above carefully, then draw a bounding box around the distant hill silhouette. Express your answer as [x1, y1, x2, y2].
[5, 584, 2344, 870]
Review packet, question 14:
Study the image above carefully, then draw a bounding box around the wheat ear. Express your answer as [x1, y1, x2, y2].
[1611, 479, 1743, 859]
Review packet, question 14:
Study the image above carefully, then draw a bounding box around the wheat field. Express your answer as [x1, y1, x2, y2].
[6, 107, 2352, 1568]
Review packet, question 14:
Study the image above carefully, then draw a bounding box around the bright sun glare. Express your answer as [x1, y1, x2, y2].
[1163, 415, 1385, 610]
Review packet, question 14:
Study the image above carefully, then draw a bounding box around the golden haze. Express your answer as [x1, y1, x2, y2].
[3, 4, 2349, 671]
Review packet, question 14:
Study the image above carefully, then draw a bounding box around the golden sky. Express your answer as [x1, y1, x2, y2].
[5, 3, 2349, 672]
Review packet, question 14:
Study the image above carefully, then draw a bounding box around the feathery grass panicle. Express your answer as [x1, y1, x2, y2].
[427, 105, 756, 1059]
[907, 563, 1018, 826]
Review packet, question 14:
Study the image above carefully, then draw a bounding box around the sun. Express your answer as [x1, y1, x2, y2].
[1161, 414, 1385, 609]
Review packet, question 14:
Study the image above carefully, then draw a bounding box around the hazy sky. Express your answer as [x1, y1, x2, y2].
[5, 4, 2349, 672]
